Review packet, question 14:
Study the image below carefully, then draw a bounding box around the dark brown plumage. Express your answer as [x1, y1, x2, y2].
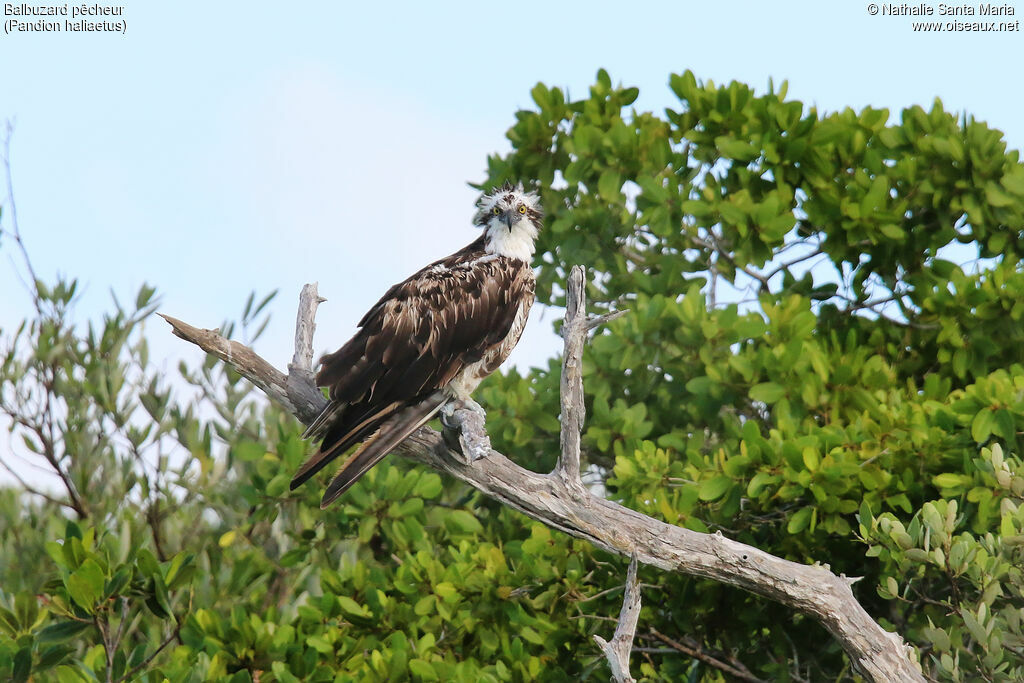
[291, 184, 542, 507]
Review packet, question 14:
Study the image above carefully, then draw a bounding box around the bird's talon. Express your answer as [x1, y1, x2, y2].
[453, 398, 487, 420]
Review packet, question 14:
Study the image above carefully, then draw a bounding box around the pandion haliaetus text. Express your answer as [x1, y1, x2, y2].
[290, 182, 542, 508]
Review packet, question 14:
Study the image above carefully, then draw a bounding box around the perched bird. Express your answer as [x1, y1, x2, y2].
[291, 182, 542, 508]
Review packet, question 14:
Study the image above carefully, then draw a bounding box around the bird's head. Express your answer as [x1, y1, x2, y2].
[473, 182, 543, 262]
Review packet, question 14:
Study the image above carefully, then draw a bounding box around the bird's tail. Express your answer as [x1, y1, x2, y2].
[317, 392, 448, 508]
[291, 400, 402, 491]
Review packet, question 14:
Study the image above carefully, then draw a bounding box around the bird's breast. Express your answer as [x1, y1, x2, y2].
[446, 295, 533, 400]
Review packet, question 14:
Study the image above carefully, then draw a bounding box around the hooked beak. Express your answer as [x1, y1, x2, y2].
[501, 210, 515, 231]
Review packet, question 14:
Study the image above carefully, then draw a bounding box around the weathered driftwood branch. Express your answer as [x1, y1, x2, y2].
[554, 265, 590, 496]
[159, 311, 324, 424]
[161, 273, 925, 683]
[593, 554, 642, 683]
[287, 282, 324, 392]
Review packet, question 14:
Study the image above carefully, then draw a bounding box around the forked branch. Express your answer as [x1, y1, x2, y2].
[161, 271, 924, 683]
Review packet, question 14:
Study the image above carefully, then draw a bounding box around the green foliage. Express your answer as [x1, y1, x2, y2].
[859, 443, 1024, 680]
[0, 280, 618, 680]
[2, 69, 1024, 681]
[481, 69, 1024, 680]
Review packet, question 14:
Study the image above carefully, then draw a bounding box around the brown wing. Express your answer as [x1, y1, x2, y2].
[291, 246, 534, 492]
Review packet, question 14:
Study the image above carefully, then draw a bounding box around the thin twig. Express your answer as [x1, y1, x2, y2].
[31, 386, 88, 519]
[0, 453, 76, 510]
[689, 231, 771, 292]
[570, 581, 660, 604]
[649, 628, 768, 683]
[114, 612, 186, 683]
[585, 309, 629, 331]
[1, 121, 42, 312]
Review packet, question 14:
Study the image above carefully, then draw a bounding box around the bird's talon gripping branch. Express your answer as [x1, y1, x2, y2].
[439, 399, 492, 464]
[440, 400, 458, 424]
[454, 398, 487, 419]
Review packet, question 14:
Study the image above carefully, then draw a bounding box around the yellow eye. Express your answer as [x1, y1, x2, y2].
[493, 207, 501, 216]
[518, 205, 527, 214]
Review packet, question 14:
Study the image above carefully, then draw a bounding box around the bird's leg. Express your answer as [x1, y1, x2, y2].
[439, 398, 491, 464]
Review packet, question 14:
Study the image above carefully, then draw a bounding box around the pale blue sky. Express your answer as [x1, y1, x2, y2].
[1, 0, 1021, 374]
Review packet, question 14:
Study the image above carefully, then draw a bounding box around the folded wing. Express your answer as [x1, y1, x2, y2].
[291, 248, 534, 504]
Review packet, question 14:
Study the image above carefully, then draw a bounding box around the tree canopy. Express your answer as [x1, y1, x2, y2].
[3, 69, 1024, 681]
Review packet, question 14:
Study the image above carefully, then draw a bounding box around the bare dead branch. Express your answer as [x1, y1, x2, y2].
[585, 308, 629, 331]
[554, 265, 588, 494]
[286, 283, 325, 414]
[289, 282, 323, 377]
[158, 313, 323, 425]
[593, 554, 642, 683]
[161, 279, 926, 683]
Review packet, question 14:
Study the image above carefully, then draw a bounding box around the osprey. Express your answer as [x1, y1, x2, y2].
[291, 182, 542, 508]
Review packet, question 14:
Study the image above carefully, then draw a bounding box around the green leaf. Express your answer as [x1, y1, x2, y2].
[414, 473, 443, 499]
[306, 635, 333, 654]
[66, 559, 105, 611]
[164, 552, 195, 591]
[698, 475, 732, 502]
[104, 567, 132, 599]
[337, 596, 367, 618]
[444, 510, 483, 535]
[145, 575, 173, 619]
[669, 70, 698, 102]
[685, 376, 713, 395]
[36, 620, 93, 644]
[905, 548, 931, 563]
[13, 646, 31, 683]
[750, 382, 786, 404]
[985, 181, 1015, 207]
[413, 595, 435, 616]
[747, 472, 778, 497]
[962, 610, 988, 644]
[802, 447, 820, 472]
[715, 136, 759, 161]
[597, 170, 621, 202]
[265, 472, 290, 498]
[924, 624, 952, 653]
[1002, 166, 1024, 196]
[787, 507, 813, 534]
[409, 659, 438, 681]
[520, 626, 545, 645]
[971, 410, 995, 443]
[879, 224, 905, 241]
[135, 548, 160, 578]
[992, 408, 1015, 442]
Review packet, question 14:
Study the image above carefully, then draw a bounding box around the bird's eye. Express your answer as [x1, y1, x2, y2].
[518, 205, 527, 214]
[493, 207, 501, 216]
